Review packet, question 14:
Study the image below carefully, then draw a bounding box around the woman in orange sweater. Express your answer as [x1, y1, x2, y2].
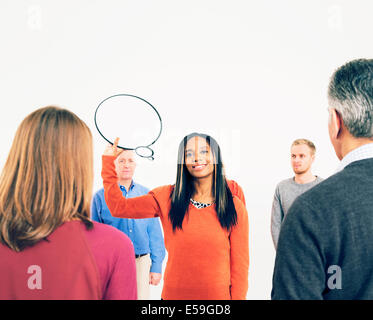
[102, 133, 249, 300]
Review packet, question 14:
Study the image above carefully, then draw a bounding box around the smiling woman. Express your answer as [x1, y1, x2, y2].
[101, 132, 249, 300]
[185, 136, 214, 178]
[170, 133, 239, 232]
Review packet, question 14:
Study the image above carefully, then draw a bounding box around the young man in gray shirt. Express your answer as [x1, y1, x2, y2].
[271, 139, 323, 249]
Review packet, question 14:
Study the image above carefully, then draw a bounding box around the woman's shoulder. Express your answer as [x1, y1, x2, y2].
[78, 221, 136, 299]
[82, 221, 134, 253]
[227, 179, 242, 192]
[227, 180, 246, 205]
[232, 196, 247, 216]
[227, 179, 238, 187]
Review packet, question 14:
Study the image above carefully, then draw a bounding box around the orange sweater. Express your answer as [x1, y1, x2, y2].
[102, 155, 249, 300]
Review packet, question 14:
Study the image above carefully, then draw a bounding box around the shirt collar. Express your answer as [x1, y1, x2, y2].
[119, 180, 136, 192]
[336, 143, 373, 172]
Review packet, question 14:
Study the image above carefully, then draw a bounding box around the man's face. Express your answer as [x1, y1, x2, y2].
[115, 150, 136, 181]
[290, 144, 315, 175]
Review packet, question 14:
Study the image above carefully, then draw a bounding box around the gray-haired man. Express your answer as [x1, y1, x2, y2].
[272, 59, 373, 299]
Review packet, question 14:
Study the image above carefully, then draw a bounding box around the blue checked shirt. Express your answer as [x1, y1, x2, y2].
[91, 181, 165, 274]
[336, 143, 373, 172]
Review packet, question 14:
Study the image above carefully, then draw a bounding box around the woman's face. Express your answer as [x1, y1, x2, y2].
[184, 136, 215, 179]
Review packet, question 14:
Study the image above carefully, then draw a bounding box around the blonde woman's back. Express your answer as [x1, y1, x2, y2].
[0, 106, 137, 300]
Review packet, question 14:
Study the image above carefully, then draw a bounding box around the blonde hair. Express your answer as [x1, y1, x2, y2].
[0, 106, 93, 252]
[291, 139, 316, 155]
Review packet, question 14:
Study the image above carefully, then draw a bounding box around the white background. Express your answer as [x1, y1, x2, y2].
[0, 0, 372, 300]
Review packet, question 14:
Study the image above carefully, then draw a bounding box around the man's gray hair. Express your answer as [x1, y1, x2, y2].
[328, 58, 373, 138]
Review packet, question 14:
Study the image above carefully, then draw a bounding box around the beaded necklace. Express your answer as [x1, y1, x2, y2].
[190, 198, 215, 209]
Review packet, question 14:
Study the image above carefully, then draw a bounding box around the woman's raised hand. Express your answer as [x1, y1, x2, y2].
[103, 137, 124, 158]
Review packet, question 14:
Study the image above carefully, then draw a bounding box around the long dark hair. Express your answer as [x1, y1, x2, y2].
[169, 133, 237, 232]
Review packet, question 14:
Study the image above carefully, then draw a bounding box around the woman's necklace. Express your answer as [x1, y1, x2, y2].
[190, 198, 215, 209]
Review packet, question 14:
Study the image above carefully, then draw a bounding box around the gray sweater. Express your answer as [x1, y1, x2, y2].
[272, 158, 373, 299]
[271, 176, 323, 249]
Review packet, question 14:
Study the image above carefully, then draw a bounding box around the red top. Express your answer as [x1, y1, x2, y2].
[0, 220, 137, 300]
[102, 155, 249, 300]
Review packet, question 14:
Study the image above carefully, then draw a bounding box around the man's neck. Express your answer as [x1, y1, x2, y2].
[340, 137, 373, 160]
[118, 179, 133, 192]
[294, 171, 316, 185]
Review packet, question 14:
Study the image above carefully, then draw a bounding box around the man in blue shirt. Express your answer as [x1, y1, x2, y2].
[91, 150, 165, 300]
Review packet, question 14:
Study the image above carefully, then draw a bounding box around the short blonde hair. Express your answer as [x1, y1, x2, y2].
[0, 106, 93, 252]
[291, 139, 316, 155]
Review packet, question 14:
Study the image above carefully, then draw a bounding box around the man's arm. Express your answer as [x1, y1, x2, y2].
[147, 218, 166, 285]
[271, 186, 284, 249]
[271, 197, 326, 300]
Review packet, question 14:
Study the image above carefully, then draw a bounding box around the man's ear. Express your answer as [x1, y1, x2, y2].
[329, 108, 342, 139]
[311, 153, 316, 163]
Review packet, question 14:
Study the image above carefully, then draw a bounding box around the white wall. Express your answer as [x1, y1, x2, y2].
[0, 0, 372, 300]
